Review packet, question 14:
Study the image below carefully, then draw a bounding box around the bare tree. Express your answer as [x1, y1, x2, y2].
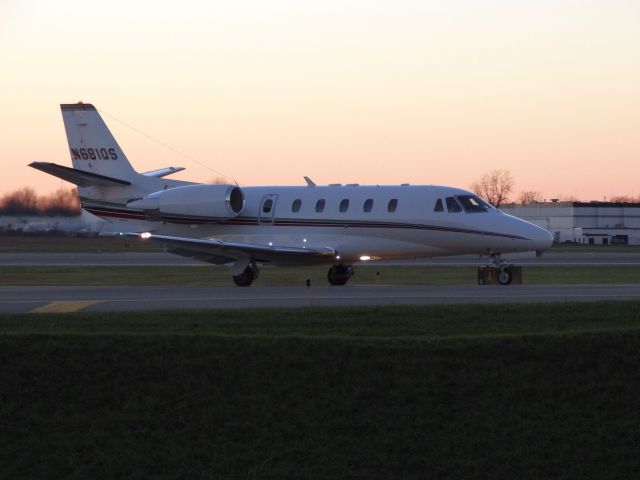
[208, 176, 229, 185]
[558, 194, 580, 202]
[41, 188, 80, 216]
[0, 187, 39, 215]
[518, 190, 543, 204]
[470, 169, 514, 207]
[0, 187, 80, 216]
[609, 194, 639, 203]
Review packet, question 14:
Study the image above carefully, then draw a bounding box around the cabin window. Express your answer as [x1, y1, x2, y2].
[315, 199, 325, 213]
[292, 199, 302, 213]
[456, 195, 488, 213]
[434, 199, 444, 212]
[262, 198, 273, 213]
[388, 198, 398, 213]
[445, 196, 462, 213]
[363, 198, 373, 213]
[339, 199, 350, 213]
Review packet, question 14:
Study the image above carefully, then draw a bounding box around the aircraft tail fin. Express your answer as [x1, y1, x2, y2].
[61, 103, 137, 180]
[52, 103, 192, 206]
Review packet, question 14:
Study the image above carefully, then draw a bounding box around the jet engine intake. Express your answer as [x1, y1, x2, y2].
[127, 184, 244, 220]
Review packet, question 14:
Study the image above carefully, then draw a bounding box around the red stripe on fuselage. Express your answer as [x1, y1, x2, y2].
[82, 206, 529, 240]
[85, 208, 146, 220]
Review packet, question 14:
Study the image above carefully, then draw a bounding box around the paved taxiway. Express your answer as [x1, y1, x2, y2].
[1, 251, 640, 266]
[2, 284, 639, 313]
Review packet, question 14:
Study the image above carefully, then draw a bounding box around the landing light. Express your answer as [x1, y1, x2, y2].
[140, 232, 152, 239]
[359, 255, 371, 261]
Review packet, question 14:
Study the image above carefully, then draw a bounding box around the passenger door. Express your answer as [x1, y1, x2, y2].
[258, 194, 278, 225]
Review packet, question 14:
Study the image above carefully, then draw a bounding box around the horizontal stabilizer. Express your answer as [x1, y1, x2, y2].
[29, 162, 131, 187]
[142, 166, 186, 178]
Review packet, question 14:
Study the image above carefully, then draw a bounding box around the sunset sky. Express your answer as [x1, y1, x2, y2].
[1, 0, 639, 201]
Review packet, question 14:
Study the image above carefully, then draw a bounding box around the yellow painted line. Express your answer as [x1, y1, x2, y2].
[30, 300, 103, 313]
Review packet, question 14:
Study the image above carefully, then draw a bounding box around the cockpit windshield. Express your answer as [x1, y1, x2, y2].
[455, 195, 492, 213]
[445, 197, 462, 213]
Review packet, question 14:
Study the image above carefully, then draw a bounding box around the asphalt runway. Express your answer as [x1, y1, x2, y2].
[2, 284, 639, 313]
[1, 251, 640, 266]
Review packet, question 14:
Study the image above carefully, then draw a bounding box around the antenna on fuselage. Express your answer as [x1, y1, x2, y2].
[304, 176, 316, 187]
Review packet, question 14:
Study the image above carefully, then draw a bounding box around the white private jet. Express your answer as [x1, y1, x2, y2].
[30, 102, 553, 286]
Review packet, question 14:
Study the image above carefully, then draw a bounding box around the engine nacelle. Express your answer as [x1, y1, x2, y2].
[128, 184, 244, 220]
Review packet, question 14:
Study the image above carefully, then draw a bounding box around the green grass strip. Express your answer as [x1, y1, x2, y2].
[2, 301, 640, 338]
[1, 265, 640, 286]
[1, 326, 640, 479]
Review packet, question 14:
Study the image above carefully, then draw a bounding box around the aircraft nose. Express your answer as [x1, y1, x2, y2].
[531, 225, 553, 252]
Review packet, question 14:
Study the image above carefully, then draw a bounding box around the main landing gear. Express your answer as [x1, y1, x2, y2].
[327, 264, 354, 286]
[233, 262, 260, 287]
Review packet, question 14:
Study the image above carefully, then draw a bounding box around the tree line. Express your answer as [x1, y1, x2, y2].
[0, 187, 80, 216]
[470, 169, 640, 207]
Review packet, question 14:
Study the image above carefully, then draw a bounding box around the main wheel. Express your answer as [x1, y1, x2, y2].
[497, 266, 513, 285]
[327, 265, 353, 286]
[233, 263, 258, 287]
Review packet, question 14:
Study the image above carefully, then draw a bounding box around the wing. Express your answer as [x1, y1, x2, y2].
[126, 233, 337, 266]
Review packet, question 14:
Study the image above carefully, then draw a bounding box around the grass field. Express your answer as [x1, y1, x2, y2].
[1, 264, 639, 286]
[2, 302, 640, 479]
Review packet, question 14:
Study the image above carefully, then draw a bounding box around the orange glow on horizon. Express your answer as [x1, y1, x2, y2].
[1, 0, 639, 202]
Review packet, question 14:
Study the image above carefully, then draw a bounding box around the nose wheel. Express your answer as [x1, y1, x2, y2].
[484, 253, 516, 285]
[497, 266, 513, 285]
[327, 264, 354, 286]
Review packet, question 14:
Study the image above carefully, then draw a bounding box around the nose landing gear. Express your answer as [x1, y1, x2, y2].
[490, 253, 513, 285]
[327, 264, 354, 286]
[477, 253, 522, 286]
[497, 266, 513, 285]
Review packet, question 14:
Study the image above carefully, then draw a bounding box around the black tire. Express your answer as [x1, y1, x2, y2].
[327, 265, 352, 286]
[233, 264, 256, 287]
[497, 266, 513, 285]
[327, 272, 348, 286]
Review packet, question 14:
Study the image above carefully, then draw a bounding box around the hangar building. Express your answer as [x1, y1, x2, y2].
[502, 202, 640, 245]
